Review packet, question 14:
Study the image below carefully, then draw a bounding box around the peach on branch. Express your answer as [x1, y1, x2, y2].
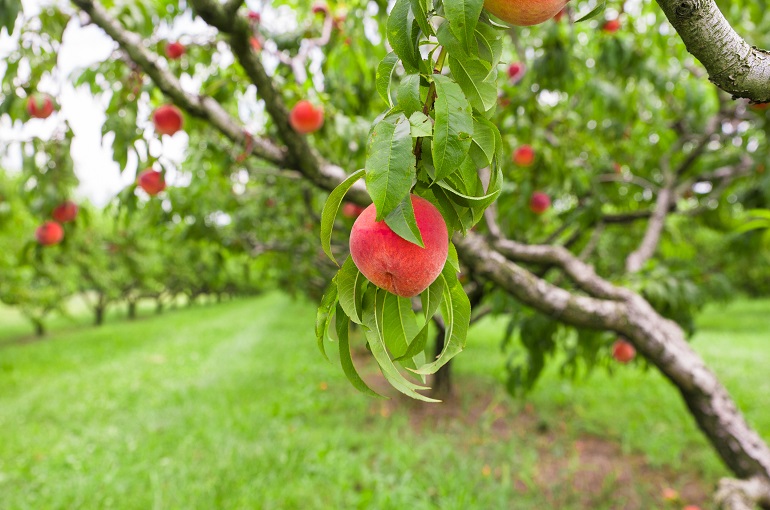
[612, 339, 636, 363]
[289, 100, 324, 134]
[484, 0, 569, 26]
[165, 41, 185, 60]
[529, 192, 551, 214]
[513, 145, 535, 166]
[137, 169, 166, 196]
[349, 195, 448, 298]
[342, 202, 365, 219]
[26, 93, 55, 119]
[152, 104, 183, 136]
[36, 221, 64, 246]
[507, 62, 525, 83]
[52, 201, 78, 223]
[602, 18, 621, 33]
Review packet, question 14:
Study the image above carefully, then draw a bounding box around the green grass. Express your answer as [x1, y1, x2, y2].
[0, 294, 768, 509]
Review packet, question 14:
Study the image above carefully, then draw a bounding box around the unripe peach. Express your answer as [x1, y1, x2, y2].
[612, 339, 636, 363]
[26, 93, 55, 119]
[350, 195, 448, 298]
[165, 41, 185, 60]
[52, 201, 78, 223]
[289, 100, 324, 134]
[152, 104, 183, 136]
[602, 18, 621, 33]
[484, 0, 569, 26]
[529, 192, 551, 214]
[36, 221, 64, 246]
[513, 144, 535, 167]
[137, 169, 166, 196]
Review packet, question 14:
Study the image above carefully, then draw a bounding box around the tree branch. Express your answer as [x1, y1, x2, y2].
[625, 174, 676, 272]
[655, 0, 770, 102]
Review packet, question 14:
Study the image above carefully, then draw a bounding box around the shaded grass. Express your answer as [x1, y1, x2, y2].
[0, 294, 767, 509]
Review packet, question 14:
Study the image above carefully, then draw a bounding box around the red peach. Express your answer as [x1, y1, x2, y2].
[312, 3, 328, 15]
[26, 93, 55, 119]
[553, 8, 566, 21]
[250, 37, 262, 52]
[165, 42, 185, 60]
[36, 221, 64, 246]
[289, 100, 324, 134]
[529, 192, 551, 214]
[52, 201, 78, 223]
[152, 104, 183, 136]
[247, 11, 261, 22]
[137, 169, 167, 196]
[612, 339, 636, 363]
[350, 195, 448, 297]
[484, 0, 569, 26]
[603, 18, 621, 33]
[508, 62, 525, 83]
[513, 145, 535, 167]
[750, 102, 769, 111]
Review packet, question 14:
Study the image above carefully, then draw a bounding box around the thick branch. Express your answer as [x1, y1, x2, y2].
[655, 0, 770, 102]
[716, 477, 770, 510]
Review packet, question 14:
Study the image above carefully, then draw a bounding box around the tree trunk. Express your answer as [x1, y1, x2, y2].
[155, 299, 164, 314]
[32, 319, 45, 337]
[94, 305, 105, 326]
[127, 300, 137, 320]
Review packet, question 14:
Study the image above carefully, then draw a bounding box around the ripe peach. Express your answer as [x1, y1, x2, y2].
[553, 7, 566, 21]
[349, 195, 448, 298]
[612, 339, 636, 363]
[26, 93, 55, 119]
[165, 41, 185, 60]
[312, 3, 328, 15]
[247, 11, 261, 22]
[750, 102, 769, 112]
[152, 104, 183, 136]
[250, 37, 262, 51]
[36, 221, 64, 246]
[52, 201, 78, 223]
[603, 18, 621, 33]
[508, 62, 525, 83]
[513, 144, 535, 167]
[289, 100, 324, 134]
[529, 192, 551, 214]
[137, 169, 166, 196]
[484, 0, 569, 26]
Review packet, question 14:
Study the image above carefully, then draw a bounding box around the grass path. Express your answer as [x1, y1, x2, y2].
[1, 294, 768, 509]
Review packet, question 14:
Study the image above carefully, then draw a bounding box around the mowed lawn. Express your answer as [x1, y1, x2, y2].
[0, 294, 768, 510]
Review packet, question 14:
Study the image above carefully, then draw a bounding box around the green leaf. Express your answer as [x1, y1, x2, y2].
[396, 275, 447, 360]
[448, 55, 497, 114]
[382, 293, 421, 358]
[320, 169, 366, 265]
[384, 194, 425, 247]
[575, 0, 607, 22]
[470, 116, 497, 167]
[387, 0, 421, 72]
[365, 113, 416, 221]
[397, 73, 423, 117]
[409, 112, 433, 138]
[435, 178, 501, 208]
[412, 271, 470, 375]
[475, 22, 504, 66]
[432, 74, 473, 182]
[444, 0, 484, 55]
[362, 288, 439, 402]
[410, 0, 434, 36]
[315, 279, 339, 361]
[446, 242, 460, 273]
[337, 257, 367, 324]
[336, 304, 383, 397]
[376, 52, 400, 107]
[0, 0, 21, 36]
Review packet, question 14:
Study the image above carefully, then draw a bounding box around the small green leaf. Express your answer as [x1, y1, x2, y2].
[470, 116, 497, 167]
[444, 0, 484, 55]
[397, 73, 423, 117]
[410, 0, 434, 36]
[316, 279, 339, 361]
[448, 55, 498, 114]
[336, 304, 383, 397]
[320, 169, 366, 265]
[396, 276, 446, 360]
[382, 292, 421, 359]
[435, 178, 501, 208]
[432, 75, 474, 182]
[446, 242, 460, 273]
[337, 257, 367, 324]
[409, 112, 433, 138]
[387, 0, 421, 72]
[384, 194, 425, 247]
[366, 113, 416, 220]
[376, 52, 400, 106]
[575, 0, 607, 22]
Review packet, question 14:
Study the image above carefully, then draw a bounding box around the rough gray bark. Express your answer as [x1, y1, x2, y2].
[625, 178, 674, 272]
[70, 1, 770, 506]
[655, 0, 770, 102]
